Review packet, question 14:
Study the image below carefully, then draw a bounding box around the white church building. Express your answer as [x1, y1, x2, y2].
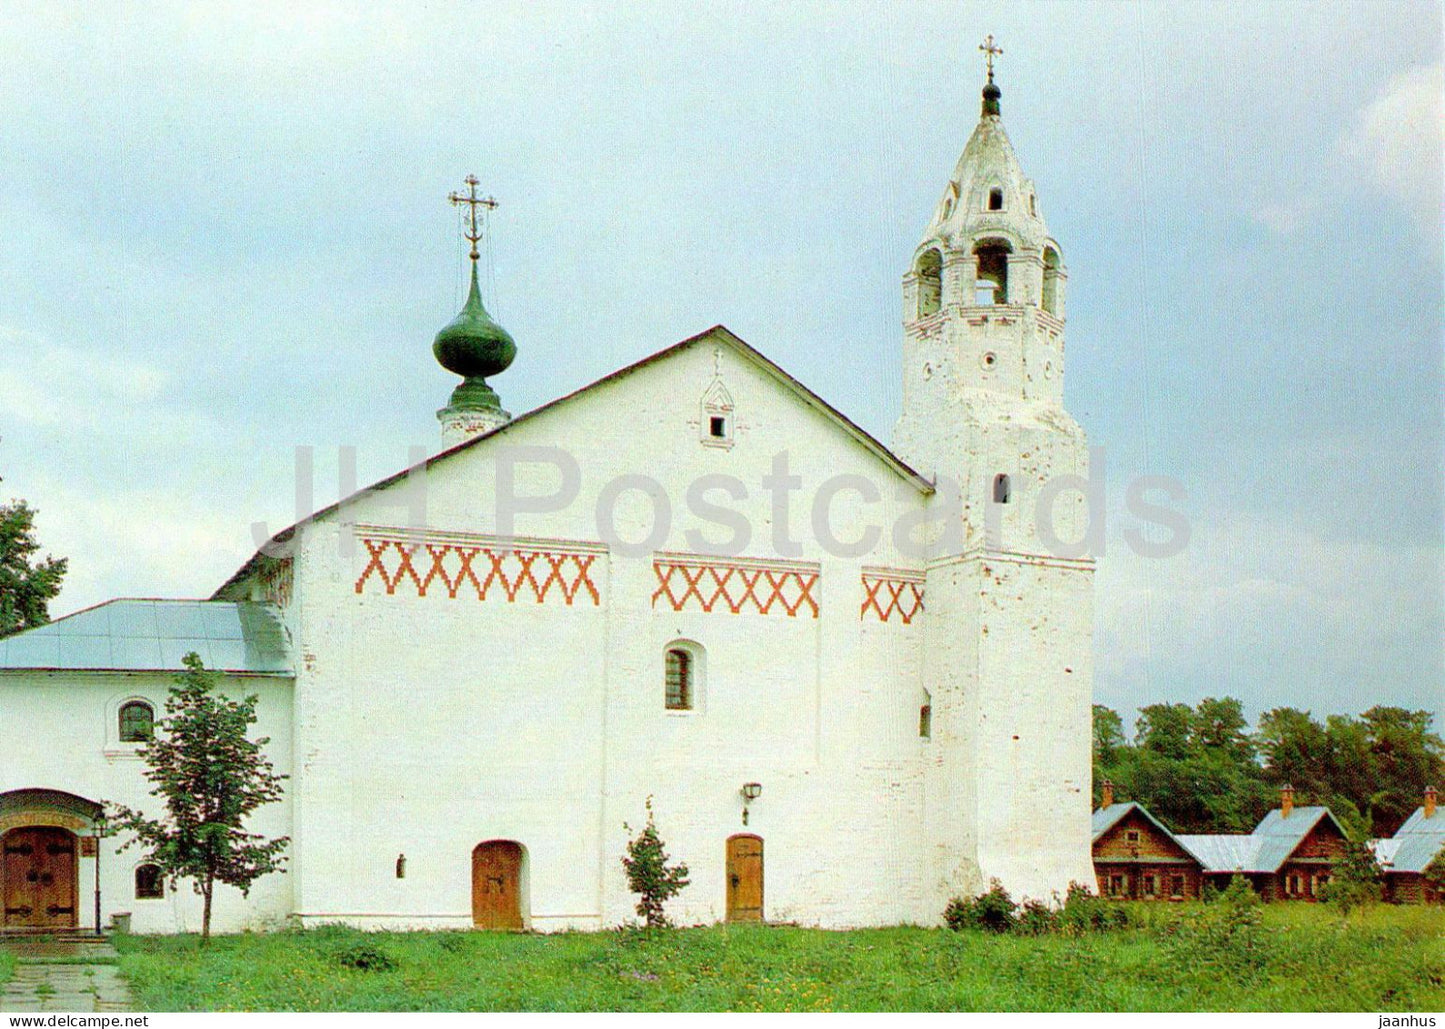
[0, 67, 1096, 934]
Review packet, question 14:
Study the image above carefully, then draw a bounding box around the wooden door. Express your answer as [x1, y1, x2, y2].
[2, 827, 78, 929]
[471, 841, 523, 930]
[726, 834, 763, 922]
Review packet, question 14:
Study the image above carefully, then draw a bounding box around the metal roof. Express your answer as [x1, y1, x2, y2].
[1175, 833, 1265, 873]
[1383, 807, 1445, 874]
[0, 599, 292, 676]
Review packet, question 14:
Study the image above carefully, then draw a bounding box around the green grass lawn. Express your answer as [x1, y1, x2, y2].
[110, 904, 1443, 1012]
[0, 948, 13, 988]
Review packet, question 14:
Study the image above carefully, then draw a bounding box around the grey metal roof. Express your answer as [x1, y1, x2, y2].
[1383, 807, 1445, 874]
[1091, 803, 1210, 867]
[0, 599, 292, 676]
[1250, 806, 1345, 872]
[1176, 833, 1265, 873]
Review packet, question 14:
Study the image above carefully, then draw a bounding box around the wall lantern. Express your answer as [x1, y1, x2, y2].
[740, 782, 762, 825]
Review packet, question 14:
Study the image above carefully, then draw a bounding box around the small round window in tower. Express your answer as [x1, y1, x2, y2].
[981, 351, 997, 370]
[1043, 361, 1053, 379]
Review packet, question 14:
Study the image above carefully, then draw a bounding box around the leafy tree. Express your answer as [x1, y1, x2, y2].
[1256, 707, 1330, 798]
[1360, 706, 1445, 834]
[1135, 703, 1193, 761]
[107, 653, 289, 943]
[1191, 696, 1254, 764]
[621, 797, 690, 928]
[1092, 705, 1125, 764]
[0, 499, 67, 637]
[1320, 838, 1382, 917]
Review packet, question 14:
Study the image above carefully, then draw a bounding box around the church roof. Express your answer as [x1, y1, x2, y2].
[217, 324, 933, 598]
[0, 599, 291, 676]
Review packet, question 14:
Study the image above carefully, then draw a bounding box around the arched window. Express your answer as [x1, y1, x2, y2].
[973, 239, 1010, 305]
[118, 701, 155, 743]
[1041, 246, 1061, 315]
[915, 248, 942, 317]
[665, 648, 694, 710]
[993, 474, 1011, 504]
[987, 187, 1004, 211]
[135, 863, 164, 899]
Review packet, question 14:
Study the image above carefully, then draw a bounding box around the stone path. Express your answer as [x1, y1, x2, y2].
[0, 938, 134, 1012]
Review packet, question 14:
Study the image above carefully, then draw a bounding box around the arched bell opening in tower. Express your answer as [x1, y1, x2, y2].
[1042, 245, 1062, 315]
[915, 247, 943, 317]
[973, 238, 1011, 305]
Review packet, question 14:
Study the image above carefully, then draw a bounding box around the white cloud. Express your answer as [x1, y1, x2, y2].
[1340, 63, 1444, 252]
[0, 327, 171, 429]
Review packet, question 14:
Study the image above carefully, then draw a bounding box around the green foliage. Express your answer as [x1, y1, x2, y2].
[335, 942, 398, 973]
[1057, 882, 1129, 934]
[106, 653, 289, 943]
[943, 880, 1017, 933]
[0, 499, 67, 638]
[1320, 838, 1382, 915]
[106, 906, 1445, 1012]
[621, 798, 690, 929]
[1167, 875, 1265, 978]
[1013, 899, 1057, 936]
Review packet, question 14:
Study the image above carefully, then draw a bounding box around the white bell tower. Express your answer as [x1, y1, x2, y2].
[898, 40, 1097, 908]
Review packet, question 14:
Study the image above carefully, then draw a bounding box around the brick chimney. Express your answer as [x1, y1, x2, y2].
[1426, 785, 1438, 819]
[1100, 779, 1115, 809]
[1280, 783, 1295, 818]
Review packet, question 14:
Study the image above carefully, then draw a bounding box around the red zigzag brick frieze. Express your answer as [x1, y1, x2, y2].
[652, 554, 820, 618]
[860, 569, 925, 625]
[354, 531, 602, 606]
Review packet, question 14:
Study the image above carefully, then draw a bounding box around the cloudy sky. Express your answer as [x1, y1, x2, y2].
[2, 1, 1440, 731]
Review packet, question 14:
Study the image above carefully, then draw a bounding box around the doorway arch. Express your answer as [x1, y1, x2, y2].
[471, 840, 526, 930]
[2, 826, 79, 929]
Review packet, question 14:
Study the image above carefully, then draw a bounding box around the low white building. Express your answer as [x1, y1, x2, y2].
[0, 70, 1096, 934]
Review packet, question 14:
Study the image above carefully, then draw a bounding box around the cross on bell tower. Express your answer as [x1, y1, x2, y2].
[979, 34, 1002, 81]
[979, 34, 1003, 116]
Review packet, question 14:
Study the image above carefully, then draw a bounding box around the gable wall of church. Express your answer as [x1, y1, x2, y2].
[282, 341, 939, 928]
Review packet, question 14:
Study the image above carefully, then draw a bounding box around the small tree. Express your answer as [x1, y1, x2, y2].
[107, 653, 289, 943]
[1320, 838, 1382, 917]
[0, 499, 67, 637]
[621, 797, 690, 928]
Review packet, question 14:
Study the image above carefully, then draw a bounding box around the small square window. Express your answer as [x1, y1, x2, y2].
[710, 416, 726, 438]
[1125, 830, 1140, 843]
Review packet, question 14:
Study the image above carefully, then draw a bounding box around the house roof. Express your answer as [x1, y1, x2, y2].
[0, 599, 292, 676]
[1175, 833, 1265, 873]
[1176, 806, 1347, 874]
[1091, 802, 1206, 865]
[214, 324, 934, 599]
[1382, 807, 1445, 874]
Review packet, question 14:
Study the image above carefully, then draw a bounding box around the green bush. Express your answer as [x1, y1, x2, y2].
[335, 942, 398, 973]
[1015, 899, 1058, 935]
[621, 797, 691, 929]
[943, 879, 1017, 933]
[1057, 882, 1129, 934]
[1167, 875, 1266, 977]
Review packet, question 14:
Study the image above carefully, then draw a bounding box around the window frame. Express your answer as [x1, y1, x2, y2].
[662, 640, 705, 715]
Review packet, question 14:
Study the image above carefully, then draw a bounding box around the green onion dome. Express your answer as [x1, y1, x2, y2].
[433, 263, 516, 400]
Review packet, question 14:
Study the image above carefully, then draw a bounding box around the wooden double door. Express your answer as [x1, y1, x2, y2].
[726, 834, 763, 922]
[2, 827, 78, 929]
[471, 840, 524, 930]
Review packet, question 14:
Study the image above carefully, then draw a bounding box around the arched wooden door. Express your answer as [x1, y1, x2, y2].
[471, 840, 524, 930]
[2, 827, 78, 929]
[726, 834, 763, 922]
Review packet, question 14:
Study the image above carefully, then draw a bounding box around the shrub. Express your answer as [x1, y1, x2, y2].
[1057, 881, 1129, 934]
[1015, 899, 1058, 936]
[944, 879, 1017, 933]
[335, 942, 398, 973]
[1321, 839, 1383, 916]
[621, 797, 691, 928]
[1167, 875, 1266, 977]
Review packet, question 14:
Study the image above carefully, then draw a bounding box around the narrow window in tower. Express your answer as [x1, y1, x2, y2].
[1042, 246, 1061, 315]
[993, 474, 1011, 505]
[919, 692, 932, 739]
[710, 416, 727, 438]
[915, 248, 942, 317]
[987, 187, 1003, 211]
